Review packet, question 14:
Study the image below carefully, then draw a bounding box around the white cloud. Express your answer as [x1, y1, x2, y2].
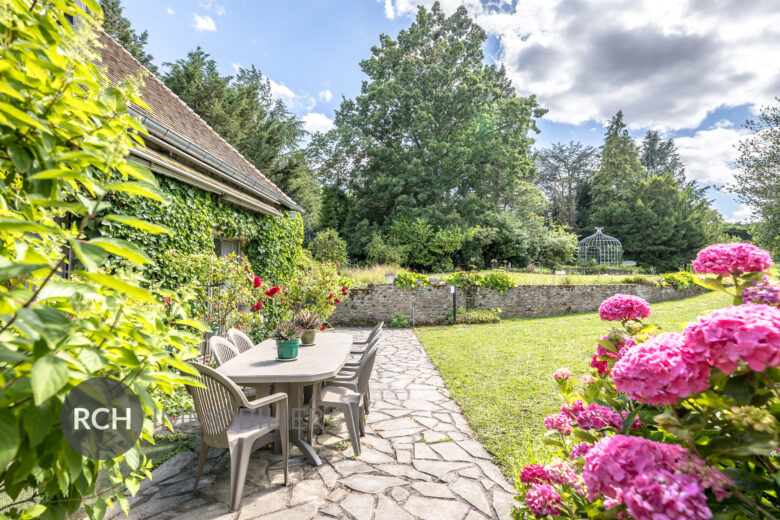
[318, 89, 333, 103]
[269, 79, 316, 111]
[214, 3, 226, 16]
[727, 203, 757, 223]
[192, 13, 216, 31]
[675, 125, 748, 184]
[302, 113, 335, 134]
[231, 62, 241, 73]
[381, 0, 780, 131]
[166, 7, 174, 15]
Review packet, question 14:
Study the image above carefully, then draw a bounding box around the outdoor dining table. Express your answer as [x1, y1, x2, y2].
[216, 332, 353, 466]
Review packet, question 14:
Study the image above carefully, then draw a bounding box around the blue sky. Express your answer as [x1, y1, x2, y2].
[121, 0, 780, 222]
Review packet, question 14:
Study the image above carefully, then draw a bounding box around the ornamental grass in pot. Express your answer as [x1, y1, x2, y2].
[272, 321, 303, 359]
[294, 311, 322, 345]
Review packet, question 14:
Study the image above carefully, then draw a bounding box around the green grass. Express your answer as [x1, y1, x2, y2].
[414, 291, 731, 477]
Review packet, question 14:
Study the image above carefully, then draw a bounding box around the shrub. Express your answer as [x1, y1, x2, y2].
[310, 228, 349, 265]
[446, 307, 502, 324]
[365, 233, 406, 265]
[446, 269, 483, 290]
[283, 257, 348, 322]
[513, 243, 780, 520]
[619, 275, 655, 286]
[657, 270, 697, 290]
[393, 272, 430, 290]
[482, 271, 516, 294]
[387, 313, 410, 328]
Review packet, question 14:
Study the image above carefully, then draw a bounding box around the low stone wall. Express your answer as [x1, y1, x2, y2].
[330, 283, 707, 326]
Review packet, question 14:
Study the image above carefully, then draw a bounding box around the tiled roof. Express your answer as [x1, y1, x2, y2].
[94, 32, 296, 209]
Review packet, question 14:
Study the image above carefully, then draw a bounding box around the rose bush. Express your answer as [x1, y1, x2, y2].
[514, 243, 780, 520]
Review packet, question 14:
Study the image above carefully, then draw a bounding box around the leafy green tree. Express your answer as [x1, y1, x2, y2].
[100, 0, 157, 73]
[0, 2, 200, 517]
[161, 50, 320, 226]
[535, 141, 599, 232]
[310, 229, 349, 265]
[639, 130, 686, 182]
[733, 99, 780, 258]
[310, 2, 550, 267]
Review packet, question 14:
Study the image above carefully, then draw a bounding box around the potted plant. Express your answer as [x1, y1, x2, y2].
[294, 311, 322, 345]
[272, 321, 303, 360]
[385, 270, 396, 284]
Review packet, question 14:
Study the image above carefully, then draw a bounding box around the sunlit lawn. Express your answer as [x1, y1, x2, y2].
[414, 291, 731, 478]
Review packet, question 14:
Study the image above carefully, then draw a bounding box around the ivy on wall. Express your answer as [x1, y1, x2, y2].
[96, 175, 303, 287]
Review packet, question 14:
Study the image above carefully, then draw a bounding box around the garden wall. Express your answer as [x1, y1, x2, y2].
[330, 284, 708, 326]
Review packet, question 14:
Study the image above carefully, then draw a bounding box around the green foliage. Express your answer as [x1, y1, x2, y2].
[150, 386, 193, 417]
[99, 0, 157, 72]
[141, 434, 195, 470]
[733, 98, 780, 259]
[309, 3, 559, 270]
[481, 272, 516, 295]
[310, 228, 348, 265]
[446, 307, 502, 325]
[446, 269, 483, 291]
[283, 256, 347, 322]
[657, 271, 697, 290]
[393, 272, 430, 290]
[0, 3, 201, 517]
[387, 313, 410, 328]
[102, 175, 304, 289]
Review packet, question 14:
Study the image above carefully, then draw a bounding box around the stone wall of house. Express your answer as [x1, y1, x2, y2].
[330, 283, 708, 326]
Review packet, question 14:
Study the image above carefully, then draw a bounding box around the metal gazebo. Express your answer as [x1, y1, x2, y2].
[578, 228, 623, 265]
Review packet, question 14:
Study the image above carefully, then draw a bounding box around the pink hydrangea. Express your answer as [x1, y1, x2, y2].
[590, 334, 636, 375]
[682, 303, 780, 374]
[525, 483, 562, 516]
[565, 401, 622, 430]
[623, 470, 711, 520]
[553, 367, 571, 380]
[742, 276, 780, 305]
[599, 294, 652, 322]
[520, 464, 550, 484]
[582, 435, 691, 500]
[545, 460, 587, 495]
[692, 242, 773, 276]
[561, 399, 585, 421]
[544, 413, 573, 435]
[570, 443, 592, 459]
[621, 410, 643, 430]
[612, 333, 711, 405]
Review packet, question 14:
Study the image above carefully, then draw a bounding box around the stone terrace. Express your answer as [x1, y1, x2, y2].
[115, 329, 515, 520]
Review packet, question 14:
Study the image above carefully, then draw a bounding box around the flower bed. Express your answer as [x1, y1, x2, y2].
[514, 243, 780, 520]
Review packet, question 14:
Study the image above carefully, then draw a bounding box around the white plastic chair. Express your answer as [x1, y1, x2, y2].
[228, 328, 255, 353]
[351, 322, 383, 354]
[209, 335, 239, 366]
[186, 362, 288, 512]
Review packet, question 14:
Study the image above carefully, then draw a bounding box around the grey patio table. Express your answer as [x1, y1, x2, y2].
[216, 332, 353, 466]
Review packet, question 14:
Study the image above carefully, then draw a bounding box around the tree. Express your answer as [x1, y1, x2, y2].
[310, 229, 349, 265]
[310, 2, 554, 267]
[639, 130, 686, 183]
[100, 0, 157, 73]
[732, 99, 780, 258]
[161, 51, 320, 226]
[535, 142, 599, 232]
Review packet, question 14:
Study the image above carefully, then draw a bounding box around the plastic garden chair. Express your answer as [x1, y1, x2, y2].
[209, 335, 239, 366]
[186, 362, 289, 512]
[228, 328, 255, 353]
[350, 322, 383, 354]
[313, 343, 379, 454]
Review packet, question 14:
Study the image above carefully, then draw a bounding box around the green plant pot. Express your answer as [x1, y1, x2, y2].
[206, 325, 220, 339]
[301, 329, 317, 345]
[276, 339, 300, 359]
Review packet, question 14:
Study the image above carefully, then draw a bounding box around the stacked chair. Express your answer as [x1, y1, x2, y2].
[186, 362, 288, 512]
[208, 336, 239, 366]
[227, 328, 255, 353]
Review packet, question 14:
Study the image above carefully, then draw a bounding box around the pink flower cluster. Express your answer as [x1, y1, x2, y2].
[570, 443, 592, 459]
[544, 413, 573, 435]
[590, 334, 636, 375]
[598, 294, 652, 322]
[520, 464, 549, 484]
[582, 435, 728, 520]
[552, 367, 571, 380]
[682, 303, 780, 374]
[742, 276, 780, 305]
[612, 333, 711, 405]
[545, 460, 586, 496]
[525, 483, 562, 516]
[563, 399, 622, 430]
[692, 242, 773, 276]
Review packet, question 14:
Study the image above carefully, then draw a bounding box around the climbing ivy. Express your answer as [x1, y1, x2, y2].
[97, 175, 303, 287]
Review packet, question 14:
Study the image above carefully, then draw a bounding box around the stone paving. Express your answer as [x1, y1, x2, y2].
[116, 329, 516, 520]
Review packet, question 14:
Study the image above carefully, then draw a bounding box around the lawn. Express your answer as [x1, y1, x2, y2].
[414, 290, 732, 478]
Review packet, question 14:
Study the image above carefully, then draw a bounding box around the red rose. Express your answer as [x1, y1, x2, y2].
[252, 300, 263, 311]
[265, 285, 280, 297]
[321, 325, 326, 331]
[341, 285, 347, 296]
[334, 298, 341, 303]
[328, 293, 334, 299]
[253, 276, 262, 288]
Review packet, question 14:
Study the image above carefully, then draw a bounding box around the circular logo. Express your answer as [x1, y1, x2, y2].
[61, 377, 144, 460]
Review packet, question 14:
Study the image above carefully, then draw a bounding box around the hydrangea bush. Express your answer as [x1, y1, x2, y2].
[514, 243, 780, 520]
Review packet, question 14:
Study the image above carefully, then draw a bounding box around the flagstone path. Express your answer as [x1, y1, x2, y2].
[116, 328, 516, 520]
